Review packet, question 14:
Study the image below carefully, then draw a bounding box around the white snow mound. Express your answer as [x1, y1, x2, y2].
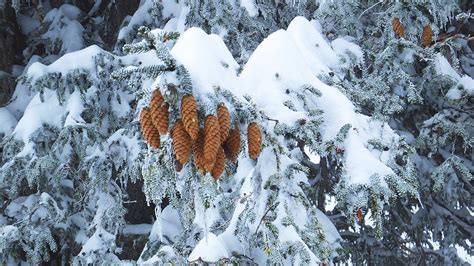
[173, 16, 397, 185]
[188, 233, 229, 262]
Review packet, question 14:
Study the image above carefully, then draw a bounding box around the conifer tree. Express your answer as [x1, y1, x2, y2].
[316, 1, 473, 264]
[0, 1, 471, 264]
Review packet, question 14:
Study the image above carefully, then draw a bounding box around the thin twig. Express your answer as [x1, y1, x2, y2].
[358, 1, 383, 19]
[254, 202, 279, 235]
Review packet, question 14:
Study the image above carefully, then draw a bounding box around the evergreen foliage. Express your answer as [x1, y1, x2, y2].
[0, 0, 472, 264]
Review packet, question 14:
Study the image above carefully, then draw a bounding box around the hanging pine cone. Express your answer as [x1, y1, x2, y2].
[211, 147, 225, 181]
[392, 17, 405, 38]
[247, 122, 262, 160]
[171, 120, 192, 165]
[224, 127, 241, 162]
[203, 115, 220, 172]
[181, 95, 199, 141]
[150, 89, 169, 135]
[140, 107, 160, 148]
[217, 103, 231, 144]
[421, 25, 432, 48]
[356, 208, 363, 222]
[193, 128, 206, 173]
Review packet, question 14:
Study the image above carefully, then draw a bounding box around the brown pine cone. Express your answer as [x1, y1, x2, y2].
[181, 95, 199, 141]
[171, 120, 192, 165]
[150, 89, 169, 135]
[217, 103, 231, 144]
[392, 18, 405, 38]
[421, 25, 432, 48]
[211, 147, 225, 181]
[203, 115, 221, 172]
[193, 128, 206, 173]
[224, 127, 241, 162]
[140, 107, 160, 148]
[247, 122, 262, 160]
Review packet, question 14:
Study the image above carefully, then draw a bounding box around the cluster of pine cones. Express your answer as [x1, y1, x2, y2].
[140, 89, 262, 181]
[392, 17, 433, 47]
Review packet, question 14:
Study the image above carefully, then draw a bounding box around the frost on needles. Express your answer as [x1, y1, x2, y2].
[0, 0, 472, 265]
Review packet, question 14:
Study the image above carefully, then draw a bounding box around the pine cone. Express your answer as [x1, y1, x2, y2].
[224, 127, 241, 162]
[181, 95, 199, 141]
[140, 107, 160, 148]
[203, 115, 220, 172]
[421, 25, 432, 48]
[171, 120, 192, 165]
[247, 122, 262, 160]
[392, 18, 405, 38]
[193, 128, 206, 173]
[150, 89, 169, 135]
[217, 103, 231, 144]
[211, 147, 225, 181]
[356, 208, 363, 222]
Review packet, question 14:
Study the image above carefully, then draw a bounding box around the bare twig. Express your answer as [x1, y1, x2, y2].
[254, 202, 279, 235]
[358, 1, 383, 19]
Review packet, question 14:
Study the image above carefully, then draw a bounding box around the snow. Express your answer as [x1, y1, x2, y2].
[5, 82, 33, 120]
[42, 5, 85, 53]
[27, 45, 103, 83]
[434, 53, 474, 99]
[13, 43, 157, 149]
[435, 53, 460, 79]
[149, 205, 182, 243]
[171, 27, 240, 96]
[118, 0, 155, 40]
[0, 108, 17, 136]
[241, 0, 257, 17]
[315, 209, 341, 248]
[78, 227, 119, 263]
[64, 90, 85, 126]
[170, 16, 398, 187]
[13, 90, 64, 154]
[457, 76, 474, 96]
[162, 0, 185, 19]
[17, 13, 40, 35]
[188, 232, 230, 262]
[332, 37, 365, 65]
[122, 224, 152, 235]
[287, 17, 339, 70]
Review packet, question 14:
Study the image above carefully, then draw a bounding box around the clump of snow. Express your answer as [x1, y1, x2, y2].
[0, 108, 17, 136]
[13, 89, 63, 154]
[64, 90, 86, 126]
[118, 0, 155, 40]
[446, 86, 463, 99]
[188, 232, 230, 262]
[149, 205, 182, 243]
[27, 43, 158, 86]
[42, 5, 85, 53]
[435, 53, 460, 79]
[241, 0, 257, 17]
[457, 76, 474, 96]
[78, 227, 119, 264]
[434, 53, 474, 99]
[27, 45, 104, 83]
[171, 27, 240, 96]
[332, 37, 365, 65]
[288, 17, 339, 70]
